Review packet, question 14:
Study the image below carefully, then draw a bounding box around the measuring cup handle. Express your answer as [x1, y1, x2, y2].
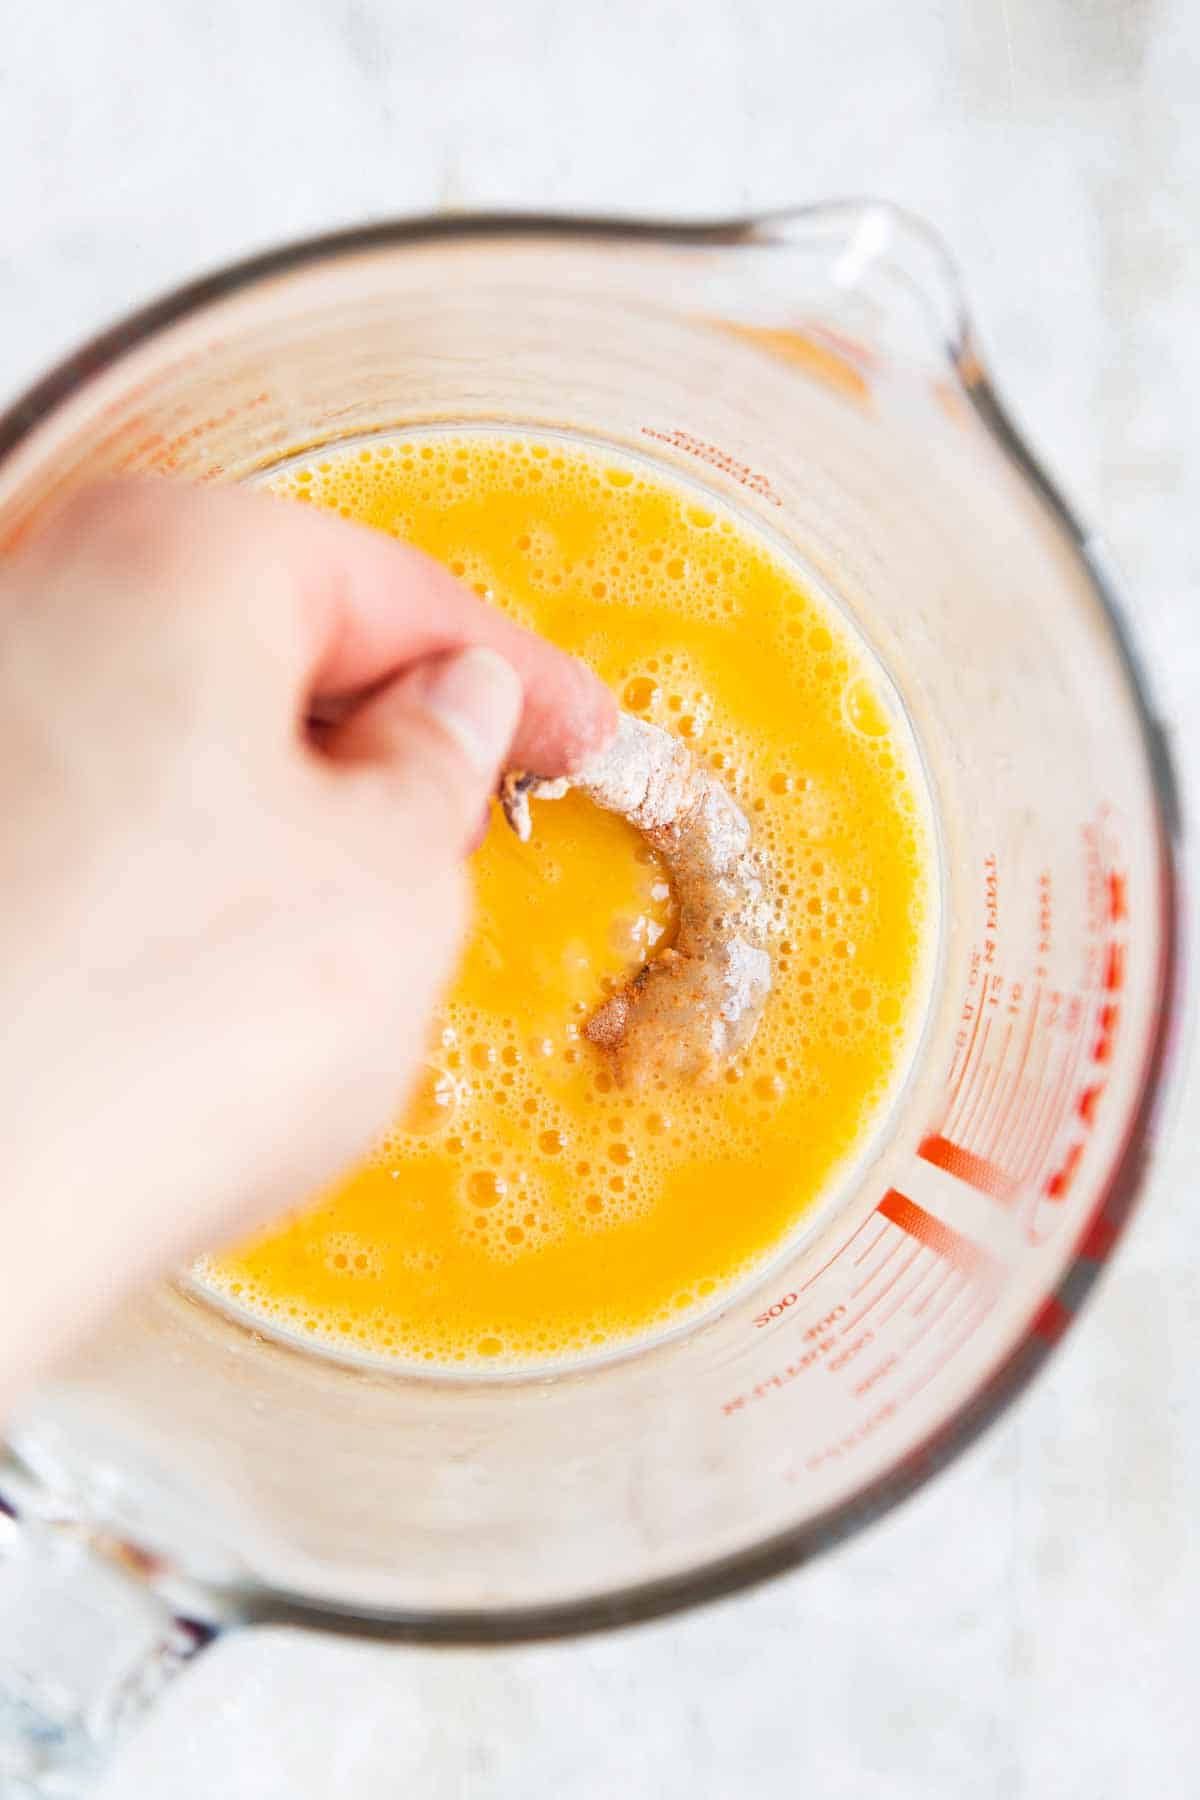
[0, 1487, 216, 1794]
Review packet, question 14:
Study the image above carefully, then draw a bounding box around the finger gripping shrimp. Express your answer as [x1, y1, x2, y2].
[501, 713, 773, 1085]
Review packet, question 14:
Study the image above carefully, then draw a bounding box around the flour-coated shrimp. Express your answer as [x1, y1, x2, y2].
[501, 713, 772, 1085]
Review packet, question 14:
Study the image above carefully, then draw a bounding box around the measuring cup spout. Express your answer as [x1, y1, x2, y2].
[732, 199, 974, 378]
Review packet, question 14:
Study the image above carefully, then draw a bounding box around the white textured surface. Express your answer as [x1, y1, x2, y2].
[3, 2, 1197, 1793]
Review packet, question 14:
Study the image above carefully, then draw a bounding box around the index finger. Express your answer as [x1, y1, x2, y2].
[30, 478, 618, 776]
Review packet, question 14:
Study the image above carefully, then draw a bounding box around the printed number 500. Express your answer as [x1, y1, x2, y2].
[754, 1291, 798, 1327]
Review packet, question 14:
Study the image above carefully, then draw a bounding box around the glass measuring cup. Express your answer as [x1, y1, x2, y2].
[0, 207, 1181, 1788]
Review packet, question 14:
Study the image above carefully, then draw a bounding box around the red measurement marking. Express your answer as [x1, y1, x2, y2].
[842, 1246, 922, 1337]
[1077, 1081, 1106, 1126]
[950, 976, 986, 1094]
[969, 1021, 1017, 1159]
[902, 1293, 994, 1405]
[1043, 1140, 1085, 1201]
[1003, 983, 1042, 1115]
[852, 1223, 889, 1267]
[1023, 1012, 1101, 1246]
[902, 1255, 948, 1309]
[911, 1262, 956, 1319]
[1103, 942, 1126, 992]
[1004, 1027, 1055, 1178]
[853, 1354, 899, 1399]
[875, 1256, 937, 1330]
[952, 1014, 995, 1141]
[792, 1212, 878, 1298]
[850, 1233, 903, 1298]
[640, 427, 783, 506]
[1107, 871, 1128, 923]
[723, 1194, 994, 1420]
[964, 1036, 1007, 1144]
[1024, 1021, 1089, 1181]
[877, 1189, 984, 1273]
[1012, 1061, 1060, 1183]
[827, 1330, 876, 1372]
[905, 1274, 971, 1357]
[918, 1134, 1017, 1201]
[927, 964, 1097, 1208]
[930, 817, 1132, 1238]
[1092, 1002, 1120, 1064]
[804, 1401, 899, 1472]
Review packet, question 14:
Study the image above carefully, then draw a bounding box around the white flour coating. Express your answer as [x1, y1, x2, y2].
[502, 713, 773, 1084]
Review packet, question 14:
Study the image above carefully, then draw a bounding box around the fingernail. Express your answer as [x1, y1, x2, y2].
[414, 647, 523, 773]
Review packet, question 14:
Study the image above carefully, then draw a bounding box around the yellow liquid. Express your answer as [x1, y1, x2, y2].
[198, 430, 935, 1370]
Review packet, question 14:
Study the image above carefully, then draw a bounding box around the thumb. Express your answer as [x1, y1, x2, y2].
[327, 645, 523, 863]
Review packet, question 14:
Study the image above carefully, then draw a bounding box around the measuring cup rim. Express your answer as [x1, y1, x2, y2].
[0, 206, 1186, 1645]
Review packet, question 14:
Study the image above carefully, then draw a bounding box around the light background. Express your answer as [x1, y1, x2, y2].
[3, 2, 1197, 1793]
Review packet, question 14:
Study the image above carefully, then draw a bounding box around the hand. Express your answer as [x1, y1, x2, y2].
[0, 478, 615, 1401]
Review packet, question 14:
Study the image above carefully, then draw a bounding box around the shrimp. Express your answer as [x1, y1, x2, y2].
[501, 712, 773, 1086]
